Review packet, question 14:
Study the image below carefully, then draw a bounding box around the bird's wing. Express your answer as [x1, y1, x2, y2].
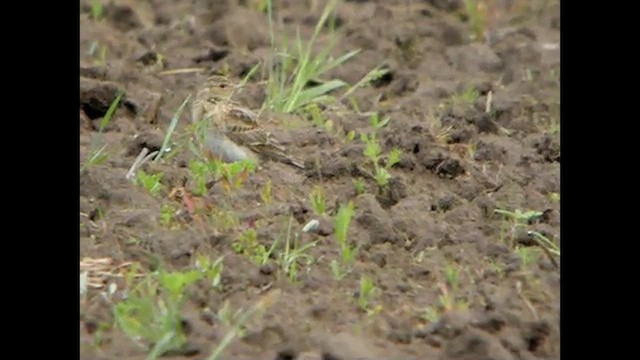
[224, 105, 276, 146]
[226, 123, 277, 148]
[226, 104, 260, 127]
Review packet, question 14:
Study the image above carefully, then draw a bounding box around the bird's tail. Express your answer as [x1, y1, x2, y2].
[286, 156, 305, 169]
[258, 144, 305, 169]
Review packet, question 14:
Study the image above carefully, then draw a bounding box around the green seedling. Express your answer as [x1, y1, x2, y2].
[155, 95, 190, 163]
[357, 276, 378, 312]
[160, 204, 177, 227]
[189, 158, 256, 196]
[81, 92, 122, 171]
[309, 185, 327, 216]
[261, 179, 273, 204]
[495, 208, 544, 246]
[331, 201, 357, 280]
[352, 177, 366, 195]
[424, 263, 469, 323]
[263, 0, 360, 114]
[207, 290, 281, 360]
[91, 322, 112, 348]
[527, 230, 560, 257]
[306, 103, 332, 131]
[423, 306, 440, 324]
[86, 42, 108, 67]
[451, 86, 480, 105]
[340, 65, 390, 103]
[517, 246, 541, 267]
[232, 228, 275, 265]
[195, 254, 225, 290]
[463, 0, 488, 41]
[346, 130, 356, 143]
[278, 216, 317, 283]
[220, 160, 257, 194]
[135, 170, 164, 196]
[210, 208, 240, 231]
[91, 0, 103, 21]
[495, 209, 543, 225]
[113, 268, 202, 357]
[189, 158, 223, 196]
[361, 113, 402, 188]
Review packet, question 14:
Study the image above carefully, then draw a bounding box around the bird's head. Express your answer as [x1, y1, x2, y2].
[204, 75, 238, 101]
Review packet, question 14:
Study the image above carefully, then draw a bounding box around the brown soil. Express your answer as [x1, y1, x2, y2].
[80, 1, 560, 359]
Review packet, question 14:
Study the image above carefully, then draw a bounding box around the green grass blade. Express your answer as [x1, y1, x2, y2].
[146, 331, 176, 360]
[100, 92, 123, 133]
[322, 49, 361, 74]
[312, 0, 338, 42]
[293, 79, 346, 110]
[239, 62, 261, 88]
[155, 94, 191, 163]
[340, 65, 389, 101]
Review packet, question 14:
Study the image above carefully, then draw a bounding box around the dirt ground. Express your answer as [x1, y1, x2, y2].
[80, 0, 560, 359]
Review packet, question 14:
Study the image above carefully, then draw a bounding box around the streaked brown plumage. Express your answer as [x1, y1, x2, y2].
[191, 75, 305, 169]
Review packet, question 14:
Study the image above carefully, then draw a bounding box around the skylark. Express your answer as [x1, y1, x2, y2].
[191, 75, 305, 169]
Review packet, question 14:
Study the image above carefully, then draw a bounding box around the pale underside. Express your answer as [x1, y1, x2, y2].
[192, 93, 304, 168]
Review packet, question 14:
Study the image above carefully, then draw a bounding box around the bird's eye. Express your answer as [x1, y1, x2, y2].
[219, 84, 227, 88]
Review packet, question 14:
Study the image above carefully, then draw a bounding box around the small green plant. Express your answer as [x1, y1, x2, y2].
[423, 306, 440, 324]
[352, 177, 366, 195]
[495, 208, 545, 247]
[361, 113, 402, 188]
[261, 179, 273, 204]
[345, 130, 356, 143]
[195, 254, 225, 290]
[189, 158, 256, 196]
[495, 209, 543, 225]
[91, 322, 112, 348]
[135, 170, 164, 196]
[217, 300, 242, 328]
[207, 290, 281, 360]
[462, 0, 488, 42]
[210, 208, 240, 231]
[91, 0, 103, 21]
[263, 0, 360, 114]
[485, 257, 506, 278]
[154, 95, 191, 163]
[86, 41, 108, 67]
[517, 246, 541, 267]
[339, 65, 390, 103]
[81, 92, 122, 171]
[113, 268, 202, 356]
[451, 86, 480, 105]
[160, 204, 177, 227]
[189, 159, 215, 196]
[232, 228, 275, 265]
[220, 160, 257, 194]
[357, 276, 378, 312]
[331, 201, 357, 280]
[309, 185, 327, 216]
[423, 263, 469, 323]
[277, 216, 317, 283]
[306, 103, 330, 130]
[527, 230, 560, 270]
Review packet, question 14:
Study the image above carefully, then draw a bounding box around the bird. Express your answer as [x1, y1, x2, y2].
[191, 74, 305, 169]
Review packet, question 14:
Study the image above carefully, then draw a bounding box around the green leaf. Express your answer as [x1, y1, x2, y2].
[292, 79, 347, 110]
[155, 94, 191, 162]
[159, 270, 202, 300]
[335, 201, 355, 244]
[364, 140, 381, 160]
[387, 148, 402, 167]
[100, 92, 123, 133]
